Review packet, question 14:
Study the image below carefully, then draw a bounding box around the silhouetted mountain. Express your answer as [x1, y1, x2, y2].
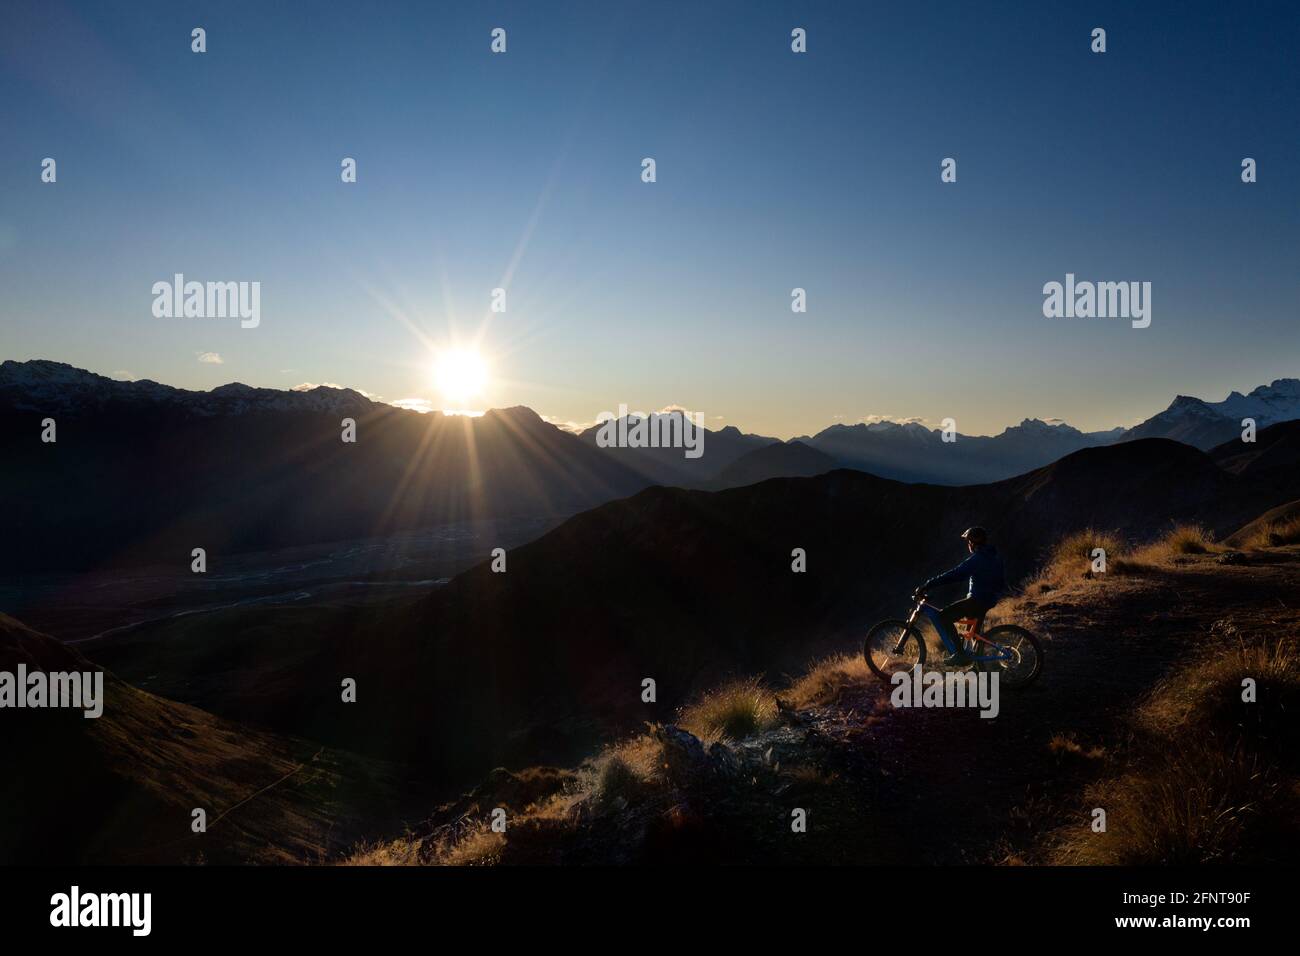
[1121, 379, 1300, 449]
[582, 378, 1300, 488]
[1210, 419, 1300, 477]
[88, 436, 1300, 791]
[578, 412, 777, 485]
[0, 361, 651, 572]
[797, 418, 1122, 484]
[712, 440, 836, 488]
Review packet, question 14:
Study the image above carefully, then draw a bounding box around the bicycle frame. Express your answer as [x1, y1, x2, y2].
[904, 599, 1014, 662]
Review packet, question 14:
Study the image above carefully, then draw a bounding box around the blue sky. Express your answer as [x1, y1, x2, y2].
[1, 0, 1297, 437]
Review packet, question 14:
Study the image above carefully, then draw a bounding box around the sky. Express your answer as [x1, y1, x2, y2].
[1, 0, 1298, 438]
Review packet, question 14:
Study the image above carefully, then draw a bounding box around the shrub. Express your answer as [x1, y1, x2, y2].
[1128, 524, 1217, 564]
[438, 826, 506, 866]
[1050, 743, 1290, 865]
[786, 653, 870, 708]
[1036, 528, 1127, 583]
[592, 754, 644, 808]
[679, 677, 777, 743]
[1141, 639, 1300, 767]
[1245, 516, 1300, 549]
[339, 836, 424, 866]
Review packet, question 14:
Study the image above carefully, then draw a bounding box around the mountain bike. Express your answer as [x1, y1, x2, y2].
[863, 594, 1043, 688]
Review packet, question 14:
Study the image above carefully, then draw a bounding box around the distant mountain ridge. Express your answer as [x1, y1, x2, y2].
[1118, 380, 1300, 450]
[577, 412, 777, 486]
[569, 381, 1299, 487]
[0, 361, 650, 572]
[794, 417, 1126, 486]
[1, 359, 376, 417]
[3, 360, 1298, 531]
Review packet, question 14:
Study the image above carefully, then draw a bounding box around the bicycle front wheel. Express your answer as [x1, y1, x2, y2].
[863, 619, 927, 682]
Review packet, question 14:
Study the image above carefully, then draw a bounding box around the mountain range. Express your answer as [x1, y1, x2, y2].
[81, 421, 1300, 791]
[4, 359, 1299, 573]
[579, 380, 1300, 487]
[7, 356, 1300, 859]
[0, 360, 647, 572]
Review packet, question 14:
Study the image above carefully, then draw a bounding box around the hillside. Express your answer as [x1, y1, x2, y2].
[0, 613, 416, 864]
[83, 434, 1300, 793]
[353, 538, 1300, 865]
[712, 439, 836, 488]
[0, 362, 649, 572]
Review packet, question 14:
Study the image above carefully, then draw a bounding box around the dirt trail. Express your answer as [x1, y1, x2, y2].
[461, 548, 1300, 866]
[745, 549, 1300, 864]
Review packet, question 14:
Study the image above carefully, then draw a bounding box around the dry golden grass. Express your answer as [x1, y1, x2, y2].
[338, 836, 425, 866]
[1050, 743, 1284, 865]
[1241, 515, 1300, 550]
[678, 677, 778, 744]
[1050, 636, 1300, 865]
[1140, 638, 1300, 759]
[1048, 732, 1107, 760]
[438, 826, 506, 866]
[1127, 523, 1217, 563]
[592, 754, 643, 807]
[607, 733, 666, 780]
[1032, 524, 1225, 590]
[528, 790, 584, 822]
[785, 653, 870, 708]
[1034, 528, 1128, 586]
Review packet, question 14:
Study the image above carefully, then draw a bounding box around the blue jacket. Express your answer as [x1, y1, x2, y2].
[921, 545, 1006, 604]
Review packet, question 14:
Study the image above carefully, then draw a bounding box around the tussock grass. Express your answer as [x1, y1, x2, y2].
[678, 677, 778, 744]
[592, 754, 643, 807]
[1048, 732, 1106, 760]
[1242, 515, 1300, 550]
[1050, 638, 1300, 865]
[339, 836, 425, 866]
[1128, 523, 1217, 563]
[1033, 524, 1224, 590]
[574, 733, 667, 811]
[438, 826, 506, 866]
[604, 734, 665, 782]
[1050, 743, 1286, 865]
[785, 653, 870, 708]
[1141, 639, 1300, 764]
[1034, 528, 1129, 586]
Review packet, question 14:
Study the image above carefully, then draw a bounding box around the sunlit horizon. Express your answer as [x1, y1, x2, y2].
[3, 1, 1297, 440]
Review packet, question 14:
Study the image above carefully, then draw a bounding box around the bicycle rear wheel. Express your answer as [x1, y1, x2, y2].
[863, 619, 926, 682]
[981, 625, 1043, 688]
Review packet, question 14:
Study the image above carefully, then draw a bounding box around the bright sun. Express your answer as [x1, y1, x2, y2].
[433, 349, 488, 405]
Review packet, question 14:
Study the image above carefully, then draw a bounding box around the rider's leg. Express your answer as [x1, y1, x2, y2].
[938, 598, 990, 663]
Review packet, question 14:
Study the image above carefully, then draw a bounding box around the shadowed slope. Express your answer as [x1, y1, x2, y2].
[0, 613, 411, 864]
[88, 437, 1298, 792]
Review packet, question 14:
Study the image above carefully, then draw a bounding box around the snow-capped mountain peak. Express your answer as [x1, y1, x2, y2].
[0, 360, 376, 417]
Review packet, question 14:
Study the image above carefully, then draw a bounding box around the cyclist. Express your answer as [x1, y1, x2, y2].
[914, 526, 1007, 666]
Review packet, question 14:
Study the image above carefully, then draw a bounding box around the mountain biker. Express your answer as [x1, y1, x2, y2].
[914, 526, 1007, 666]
